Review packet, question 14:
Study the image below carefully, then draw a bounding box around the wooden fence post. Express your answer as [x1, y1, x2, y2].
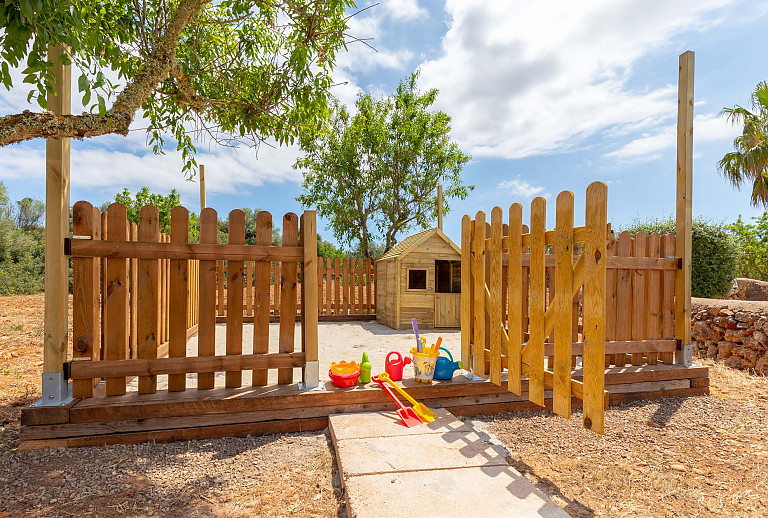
[675, 50, 694, 366]
[301, 211, 319, 388]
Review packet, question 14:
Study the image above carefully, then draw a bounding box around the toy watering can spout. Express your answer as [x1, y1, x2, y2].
[433, 347, 462, 380]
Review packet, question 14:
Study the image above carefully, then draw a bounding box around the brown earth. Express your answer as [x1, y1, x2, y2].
[1, 295, 767, 517]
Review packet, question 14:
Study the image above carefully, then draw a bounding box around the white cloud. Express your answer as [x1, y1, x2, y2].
[418, 0, 738, 159]
[604, 113, 740, 160]
[380, 0, 427, 21]
[498, 178, 545, 198]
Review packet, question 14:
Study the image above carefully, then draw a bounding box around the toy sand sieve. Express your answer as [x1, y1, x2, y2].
[410, 347, 439, 383]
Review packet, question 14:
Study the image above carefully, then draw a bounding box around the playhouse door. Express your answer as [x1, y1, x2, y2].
[434, 293, 460, 327]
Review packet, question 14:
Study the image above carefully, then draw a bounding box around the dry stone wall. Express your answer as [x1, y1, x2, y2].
[691, 297, 768, 375]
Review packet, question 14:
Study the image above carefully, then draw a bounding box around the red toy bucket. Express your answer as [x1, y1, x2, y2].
[329, 370, 360, 388]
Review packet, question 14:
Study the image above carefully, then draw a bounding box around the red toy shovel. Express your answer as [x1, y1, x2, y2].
[372, 375, 422, 427]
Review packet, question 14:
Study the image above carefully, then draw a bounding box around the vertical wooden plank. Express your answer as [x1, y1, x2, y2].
[92, 206, 102, 366]
[279, 213, 299, 384]
[582, 182, 607, 434]
[334, 257, 340, 315]
[168, 207, 189, 391]
[72, 202, 97, 398]
[217, 260, 225, 316]
[252, 212, 272, 386]
[198, 208, 217, 389]
[357, 258, 364, 315]
[472, 212, 486, 377]
[605, 237, 617, 366]
[301, 211, 319, 385]
[324, 257, 332, 316]
[225, 210, 245, 388]
[527, 198, 546, 406]
[631, 232, 647, 365]
[521, 223, 530, 341]
[461, 215, 472, 371]
[160, 234, 168, 345]
[615, 232, 633, 366]
[661, 233, 676, 364]
[366, 258, 373, 315]
[137, 206, 160, 394]
[675, 51, 694, 362]
[246, 260, 254, 316]
[273, 260, 280, 315]
[553, 191, 574, 418]
[507, 205, 523, 395]
[105, 203, 128, 396]
[646, 233, 662, 365]
[489, 207, 503, 386]
[317, 257, 323, 315]
[350, 258, 357, 315]
[343, 257, 350, 315]
[129, 223, 138, 359]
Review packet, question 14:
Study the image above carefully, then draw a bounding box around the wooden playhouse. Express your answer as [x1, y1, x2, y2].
[375, 228, 462, 329]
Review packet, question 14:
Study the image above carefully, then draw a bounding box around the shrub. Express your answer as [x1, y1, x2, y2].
[621, 217, 738, 298]
[726, 212, 768, 281]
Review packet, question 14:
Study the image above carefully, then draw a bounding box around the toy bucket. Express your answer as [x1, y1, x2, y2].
[410, 347, 439, 383]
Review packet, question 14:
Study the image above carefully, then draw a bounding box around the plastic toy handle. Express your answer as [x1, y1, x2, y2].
[439, 347, 453, 362]
[412, 318, 421, 352]
[377, 372, 418, 407]
[386, 351, 402, 364]
[372, 375, 407, 411]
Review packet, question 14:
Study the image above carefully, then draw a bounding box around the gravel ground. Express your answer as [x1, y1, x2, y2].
[3, 295, 768, 517]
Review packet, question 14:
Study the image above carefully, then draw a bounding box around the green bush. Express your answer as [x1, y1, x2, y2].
[726, 212, 768, 281]
[621, 217, 738, 298]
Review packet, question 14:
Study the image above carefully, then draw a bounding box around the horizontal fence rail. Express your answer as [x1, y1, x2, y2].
[67, 202, 319, 398]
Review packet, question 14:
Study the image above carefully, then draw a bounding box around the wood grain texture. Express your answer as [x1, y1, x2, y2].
[225, 210, 245, 388]
[615, 232, 633, 366]
[105, 204, 129, 396]
[197, 208, 217, 389]
[507, 205, 523, 395]
[553, 191, 574, 418]
[253, 211, 273, 386]
[72, 202, 98, 398]
[472, 212, 486, 377]
[137, 206, 160, 394]
[168, 206, 189, 392]
[489, 207, 503, 385]
[632, 232, 647, 365]
[301, 212, 319, 370]
[278, 213, 299, 384]
[461, 215, 472, 370]
[527, 197, 546, 406]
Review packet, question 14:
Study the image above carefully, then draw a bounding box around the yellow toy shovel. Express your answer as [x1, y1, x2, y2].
[376, 372, 436, 422]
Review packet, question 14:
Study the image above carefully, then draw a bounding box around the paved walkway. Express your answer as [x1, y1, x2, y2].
[329, 408, 568, 518]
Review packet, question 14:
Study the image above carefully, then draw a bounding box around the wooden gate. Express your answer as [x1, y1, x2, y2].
[461, 182, 609, 434]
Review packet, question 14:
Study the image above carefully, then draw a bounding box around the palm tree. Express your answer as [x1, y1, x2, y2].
[719, 81, 768, 208]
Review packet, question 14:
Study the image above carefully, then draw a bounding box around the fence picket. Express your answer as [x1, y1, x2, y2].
[647, 233, 662, 364]
[489, 207, 503, 385]
[605, 238, 617, 366]
[632, 232, 648, 365]
[334, 258, 340, 315]
[198, 208, 217, 390]
[246, 259, 254, 316]
[472, 212, 486, 377]
[136, 206, 160, 394]
[661, 234, 676, 364]
[168, 207, 189, 392]
[105, 204, 129, 396]
[366, 258, 373, 314]
[461, 216, 472, 371]
[72, 202, 98, 398]
[507, 205, 523, 395]
[225, 210, 246, 388]
[253, 211, 272, 386]
[527, 198, 546, 406]
[129, 223, 138, 359]
[217, 260, 225, 316]
[278, 213, 299, 384]
[553, 191, 574, 418]
[615, 232, 633, 366]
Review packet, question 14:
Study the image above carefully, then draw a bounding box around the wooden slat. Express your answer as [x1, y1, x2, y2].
[526, 198, 546, 406]
[507, 205, 523, 395]
[197, 208, 217, 390]
[357, 257, 364, 315]
[350, 258, 357, 315]
[225, 210, 245, 388]
[137, 206, 160, 394]
[100, 211, 107, 358]
[217, 260, 225, 316]
[246, 259, 254, 316]
[69, 353, 306, 379]
[72, 202, 98, 398]
[273, 260, 280, 315]
[67, 239, 304, 262]
[582, 181, 608, 434]
[472, 212, 486, 377]
[278, 213, 299, 384]
[631, 232, 647, 365]
[647, 233, 662, 364]
[661, 233, 676, 364]
[168, 207, 189, 392]
[489, 207, 503, 385]
[543, 340, 677, 356]
[605, 238, 617, 365]
[253, 212, 273, 386]
[615, 232, 633, 366]
[324, 257, 331, 316]
[366, 258, 372, 314]
[317, 257, 323, 315]
[461, 215, 472, 371]
[342, 257, 350, 315]
[301, 211, 319, 381]
[105, 204, 129, 396]
[129, 223, 138, 359]
[553, 191, 574, 418]
[333, 258, 340, 315]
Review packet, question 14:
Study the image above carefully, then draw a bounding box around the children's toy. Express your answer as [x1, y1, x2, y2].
[359, 352, 372, 384]
[384, 351, 411, 381]
[377, 371, 436, 422]
[412, 318, 422, 352]
[410, 345, 439, 383]
[372, 375, 422, 427]
[433, 347, 463, 380]
[329, 361, 360, 388]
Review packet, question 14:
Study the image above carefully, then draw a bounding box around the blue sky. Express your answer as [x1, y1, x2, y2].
[1, 0, 767, 247]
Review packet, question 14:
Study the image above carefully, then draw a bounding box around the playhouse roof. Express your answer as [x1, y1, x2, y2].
[379, 228, 461, 261]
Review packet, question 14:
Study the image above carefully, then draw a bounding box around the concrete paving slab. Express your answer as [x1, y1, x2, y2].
[334, 431, 508, 477]
[329, 408, 470, 441]
[344, 465, 568, 518]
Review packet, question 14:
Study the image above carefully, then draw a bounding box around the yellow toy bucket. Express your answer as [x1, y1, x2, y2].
[410, 347, 439, 383]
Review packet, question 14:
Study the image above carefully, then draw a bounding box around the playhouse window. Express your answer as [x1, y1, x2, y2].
[436, 260, 461, 293]
[407, 269, 428, 290]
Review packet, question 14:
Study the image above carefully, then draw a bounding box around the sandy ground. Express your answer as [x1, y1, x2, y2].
[132, 322, 462, 389]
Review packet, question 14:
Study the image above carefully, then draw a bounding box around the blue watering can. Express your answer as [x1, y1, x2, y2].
[433, 347, 462, 380]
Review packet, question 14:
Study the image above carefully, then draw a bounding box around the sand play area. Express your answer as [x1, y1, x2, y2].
[128, 321, 463, 390]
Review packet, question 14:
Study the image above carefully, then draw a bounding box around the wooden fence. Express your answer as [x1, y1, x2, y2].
[214, 256, 376, 317]
[66, 202, 318, 398]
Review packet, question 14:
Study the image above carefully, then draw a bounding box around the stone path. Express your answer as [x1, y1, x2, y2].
[329, 408, 568, 518]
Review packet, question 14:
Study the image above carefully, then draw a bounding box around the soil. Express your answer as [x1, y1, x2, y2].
[2, 295, 767, 517]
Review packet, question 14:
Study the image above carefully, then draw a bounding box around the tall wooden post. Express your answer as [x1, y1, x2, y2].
[437, 185, 443, 231]
[42, 45, 72, 404]
[675, 51, 694, 366]
[199, 164, 206, 211]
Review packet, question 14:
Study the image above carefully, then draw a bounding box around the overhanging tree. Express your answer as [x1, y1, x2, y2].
[296, 71, 472, 257]
[0, 0, 354, 174]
